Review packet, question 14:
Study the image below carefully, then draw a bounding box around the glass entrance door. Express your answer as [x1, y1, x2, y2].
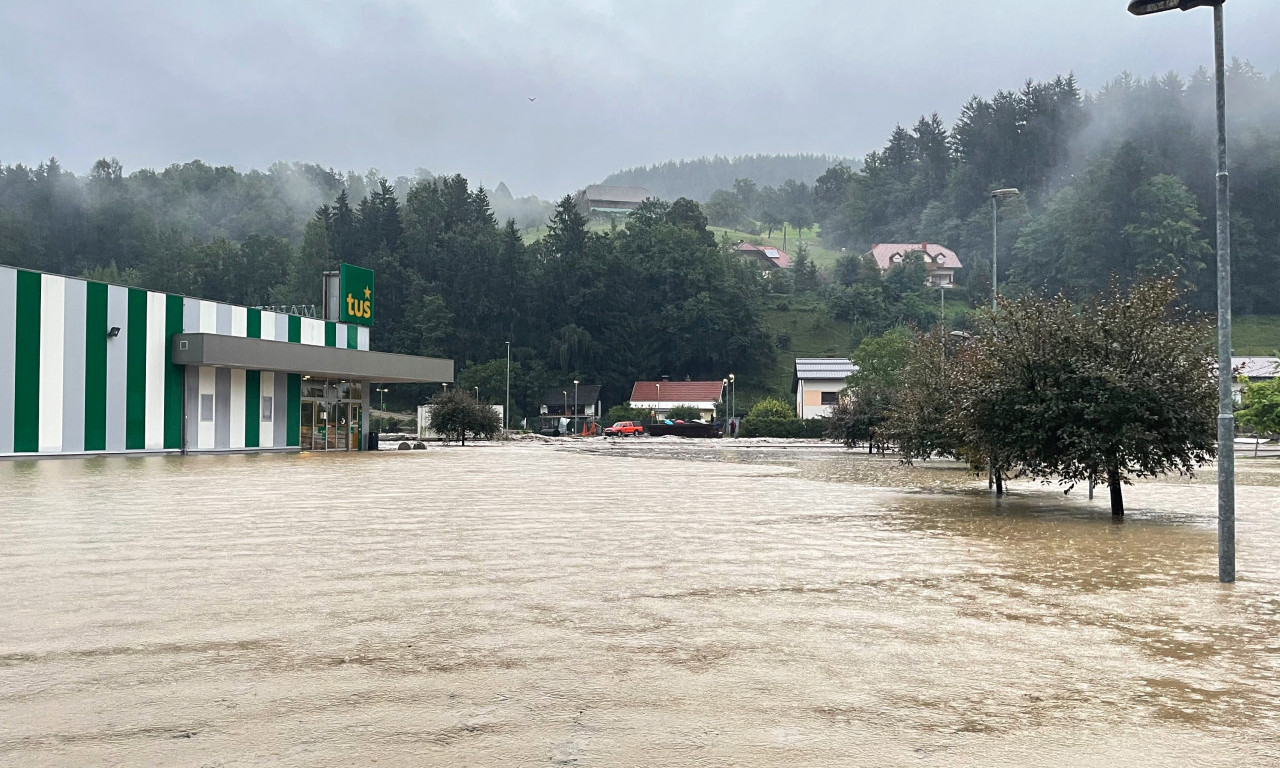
[300, 379, 364, 452]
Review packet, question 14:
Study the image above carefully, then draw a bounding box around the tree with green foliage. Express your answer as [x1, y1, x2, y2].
[953, 280, 1215, 515]
[826, 329, 911, 451]
[604, 404, 649, 425]
[428, 388, 501, 445]
[1237, 376, 1280, 438]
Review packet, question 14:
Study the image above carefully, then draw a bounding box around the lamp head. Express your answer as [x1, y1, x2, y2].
[1128, 0, 1222, 15]
[991, 188, 1020, 199]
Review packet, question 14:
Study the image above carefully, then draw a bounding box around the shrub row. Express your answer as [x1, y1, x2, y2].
[738, 417, 828, 439]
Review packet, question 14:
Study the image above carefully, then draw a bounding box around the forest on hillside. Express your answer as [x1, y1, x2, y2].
[2, 64, 1278, 418]
[706, 63, 1280, 315]
[600, 154, 848, 202]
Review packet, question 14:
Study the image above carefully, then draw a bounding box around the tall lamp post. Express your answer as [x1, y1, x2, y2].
[722, 378, 729, 426]
[990, 188, 1020, 310]
[504, 340, 511, 432]
[474, 386, 480, 401]
[655, 382, 661, 422]
[561, 390, 567, 435]
[1128, 0, 1233, 583]
[375, 386, 388, 414]
[573, 380, 579, 437]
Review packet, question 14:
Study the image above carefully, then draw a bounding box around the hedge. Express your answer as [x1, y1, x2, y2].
[738, 417, 828, 439]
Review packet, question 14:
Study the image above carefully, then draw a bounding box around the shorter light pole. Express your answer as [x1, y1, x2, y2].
[504, 341, 511, 432]
[573, 380, 579, 436]
[376, 386, 388, 413]
[729, 373, 736, 433]
[722, 378, 729, 425]
[474, 386, 480, 401]
[936, 283, 951, 321]
[655, 382, 661, 422]
[562, 390, 567, 435]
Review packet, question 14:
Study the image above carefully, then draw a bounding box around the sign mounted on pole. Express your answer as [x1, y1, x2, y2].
[338, 263, 374, 326]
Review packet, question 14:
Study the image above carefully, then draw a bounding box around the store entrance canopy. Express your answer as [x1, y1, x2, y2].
[172, 333, 453, 384]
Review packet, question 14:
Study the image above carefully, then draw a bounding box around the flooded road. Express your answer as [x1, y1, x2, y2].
[2, 442, 1278, 766]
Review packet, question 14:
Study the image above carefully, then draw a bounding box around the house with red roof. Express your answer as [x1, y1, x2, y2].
[629, 378, 725, 421]
[867, 243, 961, 287]
[735, 242, 792, 270]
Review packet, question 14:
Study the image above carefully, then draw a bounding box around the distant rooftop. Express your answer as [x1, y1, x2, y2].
[582, 184, 651, 204]
[868, 243, 961, 270]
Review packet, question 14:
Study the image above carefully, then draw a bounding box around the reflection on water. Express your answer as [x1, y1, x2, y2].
[1, 443, 1278, 766]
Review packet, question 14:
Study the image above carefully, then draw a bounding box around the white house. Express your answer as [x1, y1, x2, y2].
[868, 243, 961, 287]
[793, 358, 857, 419]
[630, 379, 724, 421]
[1233, 356, 1280, 403]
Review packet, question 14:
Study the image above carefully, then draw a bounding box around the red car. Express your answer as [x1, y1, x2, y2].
[605, 421, 645, 436]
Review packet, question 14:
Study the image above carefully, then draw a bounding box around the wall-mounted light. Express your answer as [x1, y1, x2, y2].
[106, 326, 121, 338]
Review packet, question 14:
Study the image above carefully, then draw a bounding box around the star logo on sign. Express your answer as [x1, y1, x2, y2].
[364, 286, 371, 299]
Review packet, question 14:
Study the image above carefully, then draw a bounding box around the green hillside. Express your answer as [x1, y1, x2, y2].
[1232, 316, 1280, 356]
[708, 225, 843, 270]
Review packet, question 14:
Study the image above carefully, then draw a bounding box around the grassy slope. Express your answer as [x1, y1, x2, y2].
[708, 225, 844, 269]
[751, 296, 855, 401]
[1232, 315, 1280, 356]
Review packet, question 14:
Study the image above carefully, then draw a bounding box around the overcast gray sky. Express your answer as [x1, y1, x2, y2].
[3, 0, 1278, 198]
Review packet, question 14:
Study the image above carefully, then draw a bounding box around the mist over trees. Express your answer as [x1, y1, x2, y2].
[600, 154, 850, 202]
[808, 63, 1280, 313]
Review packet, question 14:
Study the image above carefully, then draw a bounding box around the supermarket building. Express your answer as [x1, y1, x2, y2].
[0, 264, 452, 457]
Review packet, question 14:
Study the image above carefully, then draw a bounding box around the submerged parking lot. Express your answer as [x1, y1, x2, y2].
[2, 443, 1278, 766]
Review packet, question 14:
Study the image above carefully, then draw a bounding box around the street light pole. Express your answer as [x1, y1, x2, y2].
[505, 341, 511, 432]
[729, 373, 735, 432]
[1127, 0, 1233, 584]
[573, 380, 579, 437]
[655, 382, 660, 422]
[562, 390, 567, 435]
[990, 188, 1020, 311]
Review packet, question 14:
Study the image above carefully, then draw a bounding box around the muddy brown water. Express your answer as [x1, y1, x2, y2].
[1, 442, 1278, 766]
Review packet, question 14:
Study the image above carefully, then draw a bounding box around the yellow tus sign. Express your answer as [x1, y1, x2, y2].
[339, 263, 374, 326]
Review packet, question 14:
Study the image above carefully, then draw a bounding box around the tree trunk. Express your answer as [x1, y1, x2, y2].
[995, 469, 1004, 496]
[1107, 464, 1123, 517]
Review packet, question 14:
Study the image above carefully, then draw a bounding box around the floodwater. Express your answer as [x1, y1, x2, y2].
[1, 442, 1278, 767]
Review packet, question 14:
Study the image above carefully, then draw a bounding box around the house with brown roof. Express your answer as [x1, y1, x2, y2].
[867, 243, 961, 287]
[576, 185, 651, 217]
[629, 378, 725, 421]
[735, 242, 792, 270]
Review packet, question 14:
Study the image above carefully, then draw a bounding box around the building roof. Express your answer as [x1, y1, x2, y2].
[1233, 356, 1280, 380]
[736, 242, 792, 269]
[582, 184, 651, 204]
[795, 358, 858, 380]
[540, 384, 602, 406]
[868, 243, 962, 270]
[630, 380, 724, 405]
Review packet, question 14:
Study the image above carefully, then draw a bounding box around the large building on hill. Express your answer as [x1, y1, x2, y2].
[576, 184, 651, 216]
[0, 264, 452, 458]
[867, 243, 961, 287]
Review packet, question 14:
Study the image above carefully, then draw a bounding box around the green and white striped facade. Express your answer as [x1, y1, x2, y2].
[1, 265, 375, 457]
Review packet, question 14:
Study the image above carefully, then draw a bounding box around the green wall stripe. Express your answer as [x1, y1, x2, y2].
[325, 321, 336, 347]
[125, 288, 148, 450]
[287, 315, 301, 343]
[245, 369, 261, 448]
[346, 325, 358, 349]
[13, 270, 42, 452]
[247, 308, 261, 339]
[83, 282, 108, 451]
[163, 294, 184, 449]
[286, 373, 301, 446]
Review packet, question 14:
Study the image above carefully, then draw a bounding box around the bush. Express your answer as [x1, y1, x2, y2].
[604, 403, 648, 425]
[747, 397, 795, 421]
[664, 405, 702, 422]
[740, 417, 828, 439]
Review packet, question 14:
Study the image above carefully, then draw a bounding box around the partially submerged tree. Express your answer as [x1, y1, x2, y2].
[964, 279, 1216, 515]
[428, 388, 501, 445]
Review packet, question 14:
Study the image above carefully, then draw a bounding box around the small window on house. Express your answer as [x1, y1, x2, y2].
[261, 396, 273, 422]
[200, 394, 214, 422]
[821, 391, 840, 405]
